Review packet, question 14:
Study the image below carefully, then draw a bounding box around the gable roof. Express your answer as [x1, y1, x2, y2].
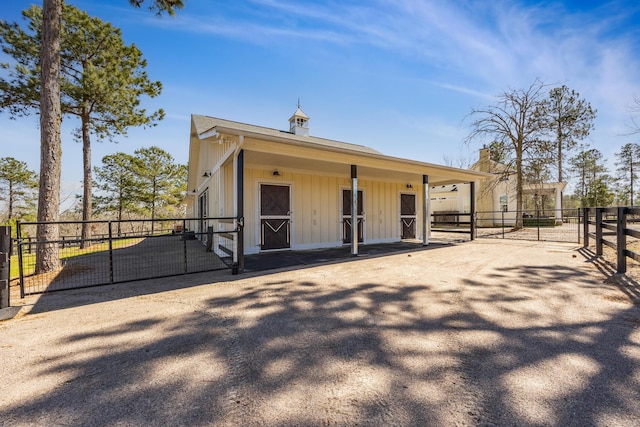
[192, 114, 382, 156]
[288, 107, 310, 122]
[470, 158, 513, 175]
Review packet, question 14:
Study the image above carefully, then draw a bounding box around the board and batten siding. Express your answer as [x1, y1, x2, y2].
[242, 167, 423, 254]
[189, 136, 236, 217]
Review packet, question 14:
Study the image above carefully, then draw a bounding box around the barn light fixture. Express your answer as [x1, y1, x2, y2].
[406, 184, 413, 189]
[202, 171, 211, 177]
[273, 169, 281, 176]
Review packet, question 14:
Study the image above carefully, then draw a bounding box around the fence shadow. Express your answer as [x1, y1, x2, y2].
[578, 246, 640, 304]
[23, 241, 444, 314]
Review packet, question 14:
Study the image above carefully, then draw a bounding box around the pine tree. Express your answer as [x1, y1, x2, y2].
[1, 4, 165, 248]
[615, 143, 640, 206]
[93, 153, 140, 236]
[131, 147, 187, 233]
[0, 157, 38, 221]
[0, 0, 183, 273]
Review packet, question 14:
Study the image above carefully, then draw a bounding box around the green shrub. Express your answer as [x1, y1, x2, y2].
[523, 217, 556, 227]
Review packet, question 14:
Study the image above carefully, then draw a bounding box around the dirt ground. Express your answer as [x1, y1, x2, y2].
[1, 239, 639, 426]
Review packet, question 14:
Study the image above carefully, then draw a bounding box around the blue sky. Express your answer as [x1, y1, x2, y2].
[2, 0, 640, 200]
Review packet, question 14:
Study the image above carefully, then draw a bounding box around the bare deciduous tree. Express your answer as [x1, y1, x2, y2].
[466, 80, 548, 229]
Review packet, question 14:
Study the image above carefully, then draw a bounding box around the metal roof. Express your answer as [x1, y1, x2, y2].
[192, 114, 382, 156]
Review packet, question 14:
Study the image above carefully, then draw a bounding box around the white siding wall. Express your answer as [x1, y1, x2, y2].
[242, 167, 421, 254]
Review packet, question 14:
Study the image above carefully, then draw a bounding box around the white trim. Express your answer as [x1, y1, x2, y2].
[233, 154, 238, 218]
[219, 164, 225, 217]
[365, 237, 400, 245]
[292, 241, 343, 251]
[198, 128, 219, 140]
[269, 237, 401, 253]
[210, 144, 236, 177]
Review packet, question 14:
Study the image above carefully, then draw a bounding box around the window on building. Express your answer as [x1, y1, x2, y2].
[499, 195, 508, 212]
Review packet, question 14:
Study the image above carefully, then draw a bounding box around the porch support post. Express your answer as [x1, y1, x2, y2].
[422, 175, 430, 246]
[555, 185, 563, 224]
[234, 149, 244, 273]
[470, 181, 476, 241]
[351, 165, 358, 256]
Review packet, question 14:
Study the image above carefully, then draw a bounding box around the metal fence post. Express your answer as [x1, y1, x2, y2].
[583, 208, 589, 247]
[16, 221, 25, 298]
[577, 208, 581, 244]
[595, 208, 602, 256]
[206, 226, 214, 252]
[108, 221, 114, 284]
[617, 206, 627, 274]
[183, 218, 188, 274]
[0, 226, 10, 309]
[234, 217, 244, 274]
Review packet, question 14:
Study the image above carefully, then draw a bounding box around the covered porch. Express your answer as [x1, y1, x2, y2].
[186, 115, 491, 273]
[523, 182, 567, 224]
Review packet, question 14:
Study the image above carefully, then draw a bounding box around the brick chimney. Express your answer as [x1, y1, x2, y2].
[478, 146, 490, 172]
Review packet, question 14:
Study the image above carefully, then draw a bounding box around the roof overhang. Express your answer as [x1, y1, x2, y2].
[198, 127, 219, 140]
[187, 115, 493, 194]
[523, 182, 568, 193]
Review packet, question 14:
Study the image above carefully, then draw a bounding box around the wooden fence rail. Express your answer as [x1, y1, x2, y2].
[584, 206, 640, 274]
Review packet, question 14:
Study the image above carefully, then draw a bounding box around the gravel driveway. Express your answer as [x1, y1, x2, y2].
[1, 239, 639, 426]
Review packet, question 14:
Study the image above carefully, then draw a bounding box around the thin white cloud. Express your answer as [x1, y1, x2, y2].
[166, 1, 637, 103]
[428, 81, 494, 100]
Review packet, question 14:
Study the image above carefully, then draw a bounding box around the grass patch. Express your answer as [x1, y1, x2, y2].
[523, 218, 556, 227]
[8, 238, 143, 279]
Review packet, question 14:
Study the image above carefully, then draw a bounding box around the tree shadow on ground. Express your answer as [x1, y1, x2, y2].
[3, 252, 640, 425]
[23, 241, 441, 314]
[578, 246, 640, 304]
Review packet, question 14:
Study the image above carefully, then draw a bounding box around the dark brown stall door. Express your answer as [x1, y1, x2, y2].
[260, 184, 290, 250]
[342, 189, 364, 243]
[401, 193, 416, 239]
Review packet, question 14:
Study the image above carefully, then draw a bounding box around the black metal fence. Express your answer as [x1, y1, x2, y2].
[430, 212, 475, 241]
[583, 206, 640, 274]
[475, 209, 581, 243]
[1, 226, 10, 309]
[15, 217, 242, 296]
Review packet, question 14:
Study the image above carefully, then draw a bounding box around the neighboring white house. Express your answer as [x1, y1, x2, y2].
[185, 107, 490, 270]
[430, 147, 567, 226]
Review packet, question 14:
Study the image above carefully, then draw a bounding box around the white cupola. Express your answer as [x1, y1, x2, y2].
[288, 101, 309, 136]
